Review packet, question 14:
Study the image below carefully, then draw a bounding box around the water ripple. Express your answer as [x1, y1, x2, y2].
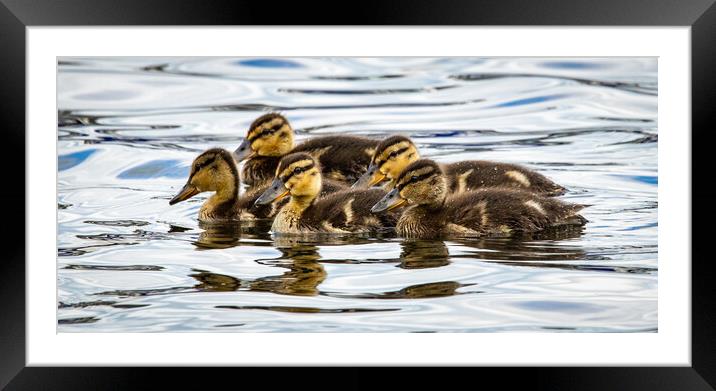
[57, 57, 657, 332]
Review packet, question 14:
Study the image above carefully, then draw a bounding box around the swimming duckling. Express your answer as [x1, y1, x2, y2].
[353, 135, 566, 196]
[168, 148, 345, 222]
[371, 159, 586, 239]
[233, 113, 379, 186]
[255, 152, 398, 234]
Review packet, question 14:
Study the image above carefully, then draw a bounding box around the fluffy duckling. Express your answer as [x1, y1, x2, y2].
[353, 135, 566, 196]
[169, 148, 345, 222]
[255, 152, 398, 234]
[371, 159, 586, 239]
[233, 113, 379, 186]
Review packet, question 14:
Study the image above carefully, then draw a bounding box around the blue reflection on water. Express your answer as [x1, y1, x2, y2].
[542, 61, 607, 70]
[613, 175, 658, 185]
[59, 149, 97, 171]
[633, 175, 658, 185]
[621, 222, 658, 231]
[493, 94, 567, 108]
[118, 160, 188, 179]
[236, 59, 302, 68]
[516, 300, 605, 314]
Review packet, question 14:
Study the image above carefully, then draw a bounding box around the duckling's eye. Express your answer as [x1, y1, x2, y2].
[388, 151, 398, 159]
[411, 175, 418, 181]
[293, 167, 305, 175]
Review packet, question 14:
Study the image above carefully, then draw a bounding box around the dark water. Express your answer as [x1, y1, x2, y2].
[57, 57, 657, 332]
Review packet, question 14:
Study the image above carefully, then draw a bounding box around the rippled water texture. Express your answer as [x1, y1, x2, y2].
[58, 57, 657, 332]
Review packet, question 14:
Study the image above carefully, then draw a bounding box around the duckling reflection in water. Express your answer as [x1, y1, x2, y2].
[233, 112, 379, 186]
[190, 243, 326, 296]
[353, 135, 566, 196]
[372, 159, 587, 239]
[255, 152, 398, 234]
[399, 240, 450, 269]
[169, 148, 345, 222]
[192, 221, 257, 250]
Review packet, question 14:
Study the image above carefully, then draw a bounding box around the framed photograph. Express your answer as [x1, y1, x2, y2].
[2, 0, 714, 389]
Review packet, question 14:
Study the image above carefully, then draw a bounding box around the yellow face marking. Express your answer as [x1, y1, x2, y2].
[397, 166, 435, 188]
[248, 118, 293, 157]
[277, 159, 321, 201]
[375, 142, 420, 180]
[376, 141, 411, 163]
[278, 159, 314, 178]
[248, 117, 285, 138]
[188, 153, 235, 195]
[506, 170, 531, 187]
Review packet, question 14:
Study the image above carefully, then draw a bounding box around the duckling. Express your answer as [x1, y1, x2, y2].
[353, 135, 566, 196]
[255, 152, 398, 234]
[168, 148, 346, 222]
[233, 112, 379, 186]
[371, 159, 586, 239]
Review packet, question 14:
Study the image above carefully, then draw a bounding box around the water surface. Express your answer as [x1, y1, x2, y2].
[58, 57, 657, 332]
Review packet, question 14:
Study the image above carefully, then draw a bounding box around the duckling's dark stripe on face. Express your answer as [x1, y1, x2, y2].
[396, 160, 442, 186]
[374, 140, 412, 164]
[193, 155, 216, 173]
[250, 113, 284, 129]
[190, 148, 240, 199]
[387, 147, 409, 161]
[374, 136, 412, 156]
[397, 172, 436, 190]
[247, 121, 286, 142]
[280, 162, 315, 181]
[192, 148, 227, 174]
[277, 152, 314, 173]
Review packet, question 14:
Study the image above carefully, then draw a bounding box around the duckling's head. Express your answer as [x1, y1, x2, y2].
[233, 113, 295, 161]
[352, 135, 420, 189]
[169, 148, 239, 205]
[371, 159, 447, 213]
[255, 152, 322, 205]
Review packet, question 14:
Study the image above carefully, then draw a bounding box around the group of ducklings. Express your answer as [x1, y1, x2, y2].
[169, 113, 587, 239]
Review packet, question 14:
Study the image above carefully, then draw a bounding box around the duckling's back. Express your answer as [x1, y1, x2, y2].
[292, 136, 379, 183]
[448, 188, 586, 235]
[301, 188, 398, 233]
[444, 160, 566, 196]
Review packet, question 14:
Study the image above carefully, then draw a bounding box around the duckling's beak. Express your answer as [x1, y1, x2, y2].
[169, 183, 200, 205]
[233, 139, 255, 162]
[371, 188, 407, 213]
[255, 178, 290, 205]
[352, 164, 386, 189]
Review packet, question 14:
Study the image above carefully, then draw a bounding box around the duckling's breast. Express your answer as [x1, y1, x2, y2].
[397, 207, 444, 238]
[271, 209, 301, 233]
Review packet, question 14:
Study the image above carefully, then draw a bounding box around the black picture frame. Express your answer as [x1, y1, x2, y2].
[1, 0, 713, 389]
